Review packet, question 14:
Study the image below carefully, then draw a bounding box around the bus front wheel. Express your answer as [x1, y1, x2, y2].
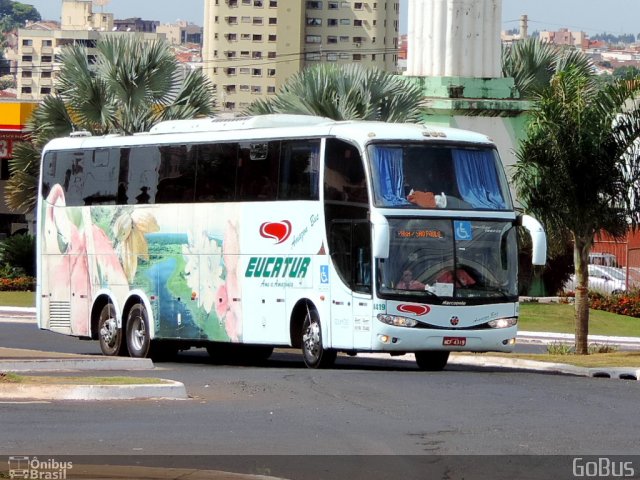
[98, 303, 123, 356]
[415, 351, 450, 371]
[126, 304, 151, 358]
[301, 310, 336, 369]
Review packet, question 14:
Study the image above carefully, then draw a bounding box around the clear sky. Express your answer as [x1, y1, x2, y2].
[23, 0, 640, 36]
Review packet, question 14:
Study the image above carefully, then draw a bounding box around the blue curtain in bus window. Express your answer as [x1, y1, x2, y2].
[372, 147, 409, 206]
[452, 149, 506, 209]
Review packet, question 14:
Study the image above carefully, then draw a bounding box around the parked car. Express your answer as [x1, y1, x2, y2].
[564, 265, 627, 294]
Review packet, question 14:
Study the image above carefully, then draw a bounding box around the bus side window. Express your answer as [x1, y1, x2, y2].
[324, 139, 367, 204]
[194, 142, 238, 202]
[237, 142, 279, 201]
[279, 140, 320, 200]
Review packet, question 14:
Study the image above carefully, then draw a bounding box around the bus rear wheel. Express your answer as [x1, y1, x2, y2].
[415, 351, 450, 371]
[98, 303, 123, 356]
[301, 310, 336, 369]
[126, 304, 151, 358]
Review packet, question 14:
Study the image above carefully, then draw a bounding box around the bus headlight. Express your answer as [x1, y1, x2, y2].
[377, 314, 418, 328]
[487, 317, 517, 329]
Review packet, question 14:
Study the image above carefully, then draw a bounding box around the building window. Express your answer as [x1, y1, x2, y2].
[327, 18, 338, 26]
[227, 67, 237, 75]
[327, 36, 337, 44]
[267, 86, 276, 94]
[21, 87, 32, 94]
[42, 71, 52, 78]
[22, 39, 33, 46]
[42, 39, 52, 47]
[254, 0, 264, 6]
[227, 51, 237, 58]
[241, 16, 251, 23]
[252, 34, 263, 41]
[328, 1, 339, 8]
[305, 52, 321, 61]
[252, 68, 262, 76]
[306, 35, 321, 43]
[307, 18, 322, 26]
[327, 53, 338, 61]
[267, 51, 276, 59]
[225, 102, 236, 110]
[21, 55, 32, 62]
[225, 85, 237, 93]
[267, 68, 276, 76]
[252, 51, 262, 59]
[339, 18, 350, 25]
[241, 33, 251, 40]
[354, 19, 363, 26]
[269, 0, 277, 6]
[352, 54, 362, 61]
[21, 71, 32, 78]
[226, 33, 237, 41]
[229, 0, 238, 6]
[240, 67, 250, 74]
[354, 2, 363, 9]
[306, 1, 322, 9]
[240, 85, 250, 92]
[268, 34, 277, 41]
[240, 50, 249, 57]
[251, 86, 262, 94]
[339, 35, 349, 42]
[269, 17, 277, 24]
[227, 16, 237, 24]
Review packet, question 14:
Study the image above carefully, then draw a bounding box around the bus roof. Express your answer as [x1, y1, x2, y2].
[42, 115, 495, 152]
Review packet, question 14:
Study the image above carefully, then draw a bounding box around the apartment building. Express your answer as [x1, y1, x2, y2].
[203, 0, 400, 112]
[157, 21, 204, 46]
[12, 0, 164, 101]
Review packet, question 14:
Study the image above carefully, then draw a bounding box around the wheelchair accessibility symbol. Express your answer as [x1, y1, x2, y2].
[454, 221, 472, 241]
[320, 265, 329, 284]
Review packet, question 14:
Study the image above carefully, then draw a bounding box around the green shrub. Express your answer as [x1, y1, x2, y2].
[0, 233, 35, 277]
[590, 291, 640, 318]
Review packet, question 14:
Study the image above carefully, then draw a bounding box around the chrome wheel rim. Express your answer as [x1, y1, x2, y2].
[130, 315, 146, 352]
[303, 320, 321, 361]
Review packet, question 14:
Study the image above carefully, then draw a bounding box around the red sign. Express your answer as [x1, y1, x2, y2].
[397, 304, 430, 316]
[259, 220, 292, 244]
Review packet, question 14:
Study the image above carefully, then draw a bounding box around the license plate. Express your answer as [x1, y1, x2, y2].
[443, 337, 466, 346]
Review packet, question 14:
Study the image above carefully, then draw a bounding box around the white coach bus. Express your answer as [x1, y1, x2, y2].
[37, 115, 546, 370]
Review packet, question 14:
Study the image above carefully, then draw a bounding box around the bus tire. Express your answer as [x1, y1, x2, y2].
[301, 310, 336, 369]
[98, 303, 123, 356]
[415, 351, 450, 371]
[126, 304, 151, 358]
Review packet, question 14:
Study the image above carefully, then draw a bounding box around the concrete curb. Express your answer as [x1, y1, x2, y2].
[0, 379, 189, 401]
[0, 356, 154, 372]
[517, 331, 640, 350]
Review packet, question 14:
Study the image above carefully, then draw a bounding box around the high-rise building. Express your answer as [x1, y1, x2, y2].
[203, 0, 400, 112]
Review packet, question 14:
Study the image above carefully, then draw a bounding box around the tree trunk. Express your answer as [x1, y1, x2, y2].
[573, 236, 591, 355]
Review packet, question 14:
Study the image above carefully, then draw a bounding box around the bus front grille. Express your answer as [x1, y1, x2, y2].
[49, 301, 71, 329]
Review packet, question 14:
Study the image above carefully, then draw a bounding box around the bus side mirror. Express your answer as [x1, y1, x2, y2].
[370, 211, 389, 259]
[518, 214, 547, 266]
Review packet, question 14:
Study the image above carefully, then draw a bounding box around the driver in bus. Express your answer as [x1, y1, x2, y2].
[396, 269, 426, 290]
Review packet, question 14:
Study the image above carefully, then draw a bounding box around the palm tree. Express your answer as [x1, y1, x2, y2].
[246, 63, 424, 123]
[502, 38, 594, 98]
[5, 35, 216, 212]
[513, 67, 640, 354]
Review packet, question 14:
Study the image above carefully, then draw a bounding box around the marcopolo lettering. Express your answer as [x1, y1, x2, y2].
[245, 257, 311, 278]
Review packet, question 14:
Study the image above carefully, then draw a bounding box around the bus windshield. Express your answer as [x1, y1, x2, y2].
[378, 218, 518, 301]
[368, 143, 513, 210]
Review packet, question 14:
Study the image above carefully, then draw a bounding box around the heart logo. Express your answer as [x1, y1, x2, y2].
[259, 221, 292, 244]
[397, 304, 430, 316]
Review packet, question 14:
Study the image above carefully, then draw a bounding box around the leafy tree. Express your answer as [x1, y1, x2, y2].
[502, 38, 593, 98]
[0, 233, 35, 276]
[0, 1, 40, 32]
[246, 63, 424, 123]
[5, 35, 216, 213]
[513, 67, 640, 354]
